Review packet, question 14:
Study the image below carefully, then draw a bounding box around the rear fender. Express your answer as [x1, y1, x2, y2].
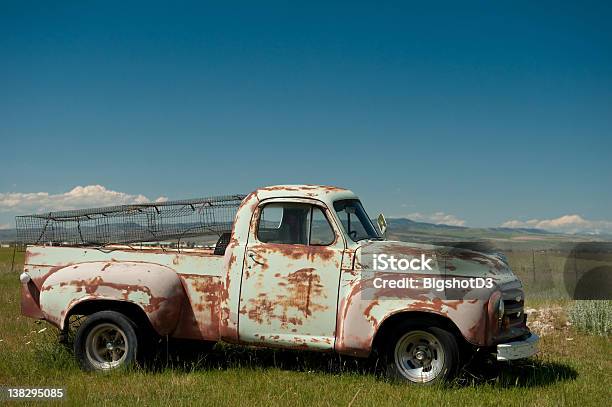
[40, 261, 185, 335]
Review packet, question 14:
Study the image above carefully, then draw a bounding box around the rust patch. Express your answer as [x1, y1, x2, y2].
[253, 243, 335, 262]
[258, 185, 347, 194]
[243, 268, 327, 326]
[466, 301, 490, 344]
[227, 253, 237, 269]
[287, 268, 319, 317]
[363, 300, 379, 325]
[48, 275, 173, 314]
[33, 263, 74, 290]
[21, 282, 44, 319]
[24, 249, 41, 264]
[143, 296, 168, 313]
[246, 294, 276, 324]
[258, 186, 303, 192]
[173, 275, 222, 340]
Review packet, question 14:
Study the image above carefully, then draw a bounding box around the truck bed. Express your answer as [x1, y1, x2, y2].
[22, 244, 227, 341]
[25, 244, 225, 277]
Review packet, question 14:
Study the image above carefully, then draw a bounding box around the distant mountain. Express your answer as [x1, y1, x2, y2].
[384, 217, 610, 249]
[386, 218, 467, 231]
[1, 217, 610, 246]
[387, 218, 562, 237]
[0, 229, 16, 242]
[491, 227, 552, 234]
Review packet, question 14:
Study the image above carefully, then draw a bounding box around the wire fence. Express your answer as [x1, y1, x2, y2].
[15, 195, 246, 246]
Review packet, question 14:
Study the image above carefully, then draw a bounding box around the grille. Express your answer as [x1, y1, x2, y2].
[503, 297, 525, 326]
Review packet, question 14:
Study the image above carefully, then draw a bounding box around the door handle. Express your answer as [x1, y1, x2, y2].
[247, 251, 265, 266]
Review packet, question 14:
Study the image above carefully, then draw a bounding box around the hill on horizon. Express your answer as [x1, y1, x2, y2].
[2, 216, 610, 248]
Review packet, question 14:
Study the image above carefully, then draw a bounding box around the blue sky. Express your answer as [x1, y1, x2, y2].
[1, 1, 611, 233]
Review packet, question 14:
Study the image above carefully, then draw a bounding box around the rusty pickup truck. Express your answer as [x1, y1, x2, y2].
[18, 185, 538, 383]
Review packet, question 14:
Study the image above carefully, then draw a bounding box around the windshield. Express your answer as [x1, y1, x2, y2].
[333, 199, 382, 242]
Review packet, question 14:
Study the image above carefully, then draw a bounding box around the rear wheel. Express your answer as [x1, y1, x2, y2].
[385, 323, 459, 384]
[74, 311, 139, 371]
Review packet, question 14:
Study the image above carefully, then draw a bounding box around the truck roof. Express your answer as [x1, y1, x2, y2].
[253, 184, 358, 204]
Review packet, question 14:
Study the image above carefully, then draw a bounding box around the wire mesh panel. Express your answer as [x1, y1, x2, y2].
[16, 195, 246, 246]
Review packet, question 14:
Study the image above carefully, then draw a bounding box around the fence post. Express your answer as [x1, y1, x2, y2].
[532, 249, 536, 283]
[10, 242, 17, 273]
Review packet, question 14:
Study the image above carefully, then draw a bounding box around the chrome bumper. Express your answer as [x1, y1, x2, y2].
[496, 333, 539, 361]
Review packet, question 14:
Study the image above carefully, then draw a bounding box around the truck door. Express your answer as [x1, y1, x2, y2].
[239, 199, 344, 350]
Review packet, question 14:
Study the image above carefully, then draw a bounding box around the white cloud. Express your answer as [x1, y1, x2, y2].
[0, 223, 10, 230]
[501, 214, 612, 234]
[0, 185, 168, 215]
[407, 212, 466, 227]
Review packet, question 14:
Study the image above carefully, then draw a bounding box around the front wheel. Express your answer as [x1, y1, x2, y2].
[74, 311, 139, 371]
[385, 323, 459, 384]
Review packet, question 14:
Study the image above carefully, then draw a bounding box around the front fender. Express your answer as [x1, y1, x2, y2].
[40, 261, 185, 335]
[336, 295, 489, 357]
[335, 242, 516, 356]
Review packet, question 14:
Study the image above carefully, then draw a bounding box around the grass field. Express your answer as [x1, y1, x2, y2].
[1, 248, 610, 406]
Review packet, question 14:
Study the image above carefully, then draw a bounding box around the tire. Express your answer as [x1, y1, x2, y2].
[74, 311, 139, 372]
[384, 322, 459, 384]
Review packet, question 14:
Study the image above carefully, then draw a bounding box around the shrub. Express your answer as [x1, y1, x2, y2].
[568, 300, 612, 336]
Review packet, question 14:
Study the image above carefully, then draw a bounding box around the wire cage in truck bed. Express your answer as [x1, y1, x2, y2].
[16, 194, 246, 246]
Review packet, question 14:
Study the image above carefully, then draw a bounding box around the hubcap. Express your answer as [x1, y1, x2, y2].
[85, 323, 128, 370]
[394, 330, 445, 383]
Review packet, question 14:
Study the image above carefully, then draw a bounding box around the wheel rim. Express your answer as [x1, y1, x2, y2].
[394, 330, 445, 383]
[85, 323, 128, 370]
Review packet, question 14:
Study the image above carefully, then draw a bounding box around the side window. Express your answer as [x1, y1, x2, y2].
[257, 203, 336, 246]
[258, 203, 311, 245]
[310, 207, 335, 245]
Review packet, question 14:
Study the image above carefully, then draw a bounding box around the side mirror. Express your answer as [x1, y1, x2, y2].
[377, 213, 387, 237]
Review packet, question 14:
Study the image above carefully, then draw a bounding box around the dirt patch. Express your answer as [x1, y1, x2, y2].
[526, 306, 571, 336]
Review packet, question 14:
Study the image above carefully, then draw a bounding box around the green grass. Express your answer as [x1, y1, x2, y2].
[0, 246, 23, 273]
[1, 248, 611, 406]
